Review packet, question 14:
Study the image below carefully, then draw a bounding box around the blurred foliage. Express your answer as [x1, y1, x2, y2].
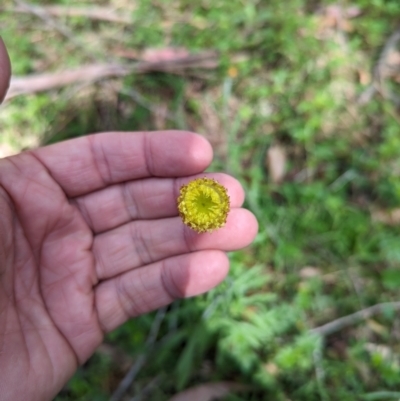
[3, 0, 400, 399]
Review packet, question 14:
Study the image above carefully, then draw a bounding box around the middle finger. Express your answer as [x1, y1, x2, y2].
[72, 173, 245, 234]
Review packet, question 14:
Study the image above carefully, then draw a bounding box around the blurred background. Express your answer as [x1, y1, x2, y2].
[2, 0, 400, 400]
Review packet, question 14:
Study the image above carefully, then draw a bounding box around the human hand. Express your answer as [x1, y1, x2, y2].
[0, 39, 258, 400]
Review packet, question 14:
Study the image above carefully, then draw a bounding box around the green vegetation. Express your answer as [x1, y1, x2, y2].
[3, 0, 400, 399]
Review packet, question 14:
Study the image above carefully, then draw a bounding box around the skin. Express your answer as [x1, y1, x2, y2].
[0, 38, 258, 400]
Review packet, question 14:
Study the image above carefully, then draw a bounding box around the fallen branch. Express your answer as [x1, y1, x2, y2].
[310, 302, 400, 337]
[7, 4, 132, 24]
[5, 51, 218, 100]
[6, 64, 130, 100]
[134, 51, 219, 72]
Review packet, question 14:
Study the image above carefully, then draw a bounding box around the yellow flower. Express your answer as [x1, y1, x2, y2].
[177, 177, 230, 233]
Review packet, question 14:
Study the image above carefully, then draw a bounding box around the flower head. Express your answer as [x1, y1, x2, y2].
[177, 177, 230, 233]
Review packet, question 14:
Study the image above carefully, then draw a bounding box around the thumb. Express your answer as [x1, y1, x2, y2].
[0, 37, 11, 104]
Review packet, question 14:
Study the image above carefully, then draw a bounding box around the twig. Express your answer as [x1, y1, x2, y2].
[374, 30, 400, 83]
[310, 302, 400, 337]
[7, 5, 132, 24]
[357, 84, 377, 105]
[109, 307, 167, 401]
[119, 87, 177, 123]
[313, 343, 329, 401]
[96, 343, 134, 371]
[13, 0, 98, 58]
[129, 375, 163, 401]
[361, 391, 400, 400]
[358, 29, 400, 105]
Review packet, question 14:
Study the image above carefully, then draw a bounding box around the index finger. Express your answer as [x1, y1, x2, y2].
[32, 131, 213, 197]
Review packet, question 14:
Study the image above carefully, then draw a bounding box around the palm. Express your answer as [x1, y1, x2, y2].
[0, 131, 257, 401]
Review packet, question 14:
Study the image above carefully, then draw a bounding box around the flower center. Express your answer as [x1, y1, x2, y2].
[177, 178, 230, 233]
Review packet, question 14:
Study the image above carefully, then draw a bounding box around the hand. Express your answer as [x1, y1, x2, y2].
[0, 39, 258, 401]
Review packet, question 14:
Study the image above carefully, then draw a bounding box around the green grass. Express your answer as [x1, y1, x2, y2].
[3, 0, 400, 399]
